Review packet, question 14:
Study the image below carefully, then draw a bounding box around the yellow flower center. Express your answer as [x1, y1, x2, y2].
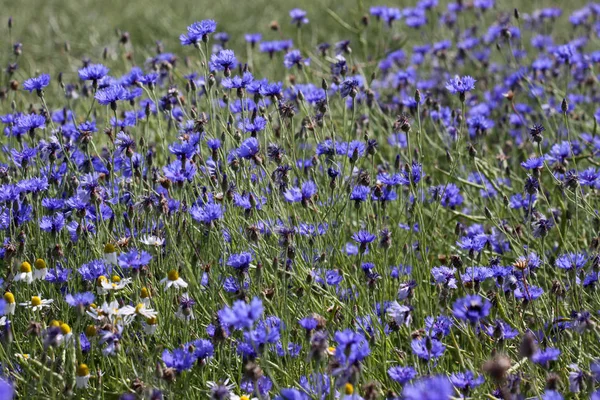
[240, 396, 250, 400]
[34, 258, 46, 270]
[135, 303, 144, 313]
[167, 270, 179, 281]
[327, 346, 336, 354]
[146, 316, 158, 325]
[3, 292, 15, 304]
[140, 287, 150, 298]
[31, 296, 42, 307]
[111, 275, 121, 283]
[60, 323, 71, 334]
[19, 262, 32, 273]
[104, 243, 116, 253]
[85, 325, 97, 337]
[76, 364, 90, 377]
[49, 320, 61, 327]
[344, 383, 354, 395]
[97, 275, 108, 285]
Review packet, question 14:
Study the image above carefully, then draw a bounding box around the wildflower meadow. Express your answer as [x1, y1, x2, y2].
[2, 0, 600, 398]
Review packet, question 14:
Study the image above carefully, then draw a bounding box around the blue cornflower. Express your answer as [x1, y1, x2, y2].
[351, 230, 376, 253]
[403, 376, 453, 400]
[237, 137, 260, 159]
[0, 378, 14, 400]
[190, 203, 223, 225]
[78, 64, 109, 82]
[222, 72, 253, 90]
[259, 81, 283, 98]
[162, 348, 195, 372]
[452, 294, 492, 324]
[283, 181, 317, 204]
[16, 113, 46, 133]
[186, 339, 214, 361]
[244, 33, 262, 46]
[553, 44, 575, 64]
[283, 50, 309, 69]
[78, 259, 109, 281]
[482, 319, 519, 340]
[425, 315, 453, 338]
[532, 347, 561, 368]
[227, 252, 253, 272]
[23, 73, 50, 93]
[210, 49, 237, 75]
[95, 85, 128, 107]
[65, 292, 95, 309]
[411, 337, 446, 360]
[521, 157, 544, 170]
[39, 213, 65, 234]
[298, 317, 318, 331]
[339, 77, 360, 98]
[118, 249, 152, 270]
[219, 297, 263, 330]
[290, 8, 309, 25]
[388, 365, 417, 385]
[450, 371, 484, 393]
[555, 252, 587, 270]
[445, 75, 476, 95]
[350, 185, 370, 203]
[238, 116, 267, 134]
[180, 20, 217, 45]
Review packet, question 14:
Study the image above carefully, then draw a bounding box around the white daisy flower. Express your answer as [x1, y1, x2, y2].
[142, 316, 158, 335]
[75, 364, 91, 389]
[14, 261, 33, 284]
[3, 292, 15, 315]
[20, 295, 53, 312]
[230, 395, 258, 400]
[140, 235, 164, 247]
[160, 270, 188, 291]
[104, 243, 118, 266]
[100, 276, 132, 292]
[33, 258, 48, 280]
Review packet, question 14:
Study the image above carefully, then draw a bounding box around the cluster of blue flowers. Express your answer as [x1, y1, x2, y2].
[3, 1, 600, 399]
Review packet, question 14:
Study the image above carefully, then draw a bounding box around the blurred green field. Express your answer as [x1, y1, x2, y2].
[2, 0, 581, 77]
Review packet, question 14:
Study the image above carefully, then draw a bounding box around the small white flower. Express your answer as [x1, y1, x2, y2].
[76, 364, 91, 389]
[14, 261, 33, 284]
[160, 270, 188, 291]
[100, 277, 132, 292]
[230, 395, 258, 400]
[19, 295, 53, 312]
[104, 252, 118, 266]
[140, 235, 164, 247]
[3, 293, 15, 315]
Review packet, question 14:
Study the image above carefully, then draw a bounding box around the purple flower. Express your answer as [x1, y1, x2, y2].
[452, 295, 492, 324]
[210, 49, 237, 74]
[227, 252, 253, 271]
[445, 75, 476, 95]
[450, 370, 484, 393]
[219, 297, 263, 330]
[65, 292, 95, 308]
[388, 365, 417, 384]
[79, 64, 110, 81]
[290, 8, 309, 25]
[23, 73, 50, 93]
[180, 20, 217, 45]
[237, 137, 260, 159]
[95, 85, 128, 106]
[532, 347, 561, 368]
[162, 348, 195, 372]
[411, 337, 445, 360]
[403, 375, 453, 400]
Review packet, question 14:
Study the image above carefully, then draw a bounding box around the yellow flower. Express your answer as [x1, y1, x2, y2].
[31, 296, 42, 307]
[34, 258, 46, 270]
[3, 292, 14, 304]
[344, 383, 354, 395]
[167, 270, 179, 281]
[76, 363, 90, 377]
[60, 323, 71, 335]
[19, 262, 32, 273]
